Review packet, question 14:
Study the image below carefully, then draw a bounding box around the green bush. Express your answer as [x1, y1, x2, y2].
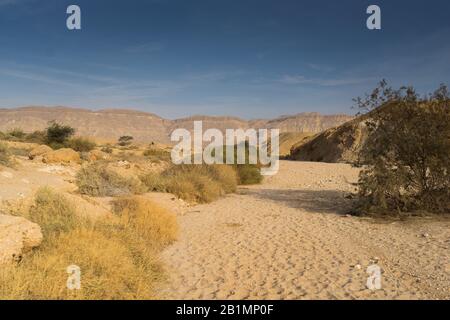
[7, 128, 26, 140]
[221, 142, 263, 185]
[46, 121, 75, 147]
[118, 136, 133, 146]
[236, 164, 263, 185]
[355, 81, 450, 215]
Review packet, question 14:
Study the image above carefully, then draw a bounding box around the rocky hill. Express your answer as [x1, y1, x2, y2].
[289, 116, 369, 163]
[0, 106, 353, 143]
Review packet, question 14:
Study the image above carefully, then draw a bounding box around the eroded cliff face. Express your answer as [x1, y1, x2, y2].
[289, 117, 369, 164]
[0, 106, 353, 143]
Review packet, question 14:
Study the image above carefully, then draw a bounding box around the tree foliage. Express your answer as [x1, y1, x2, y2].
[355, 81, 450, 215]
[45, 121, 76, 147]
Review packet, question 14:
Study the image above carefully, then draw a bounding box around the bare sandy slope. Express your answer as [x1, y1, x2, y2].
[158, 161, 450, 300]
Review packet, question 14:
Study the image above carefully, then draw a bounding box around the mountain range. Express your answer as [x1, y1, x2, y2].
[0, 106, 353, 143]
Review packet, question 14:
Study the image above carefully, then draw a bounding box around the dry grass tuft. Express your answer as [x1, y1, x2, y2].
[0, 142, 12, 167]
[0, 190, 178, 300]
[27, 187, 79, 237]
[140, 164, 238, 203]
[76, 162, 146, 197]
[111, 196, 178, 247]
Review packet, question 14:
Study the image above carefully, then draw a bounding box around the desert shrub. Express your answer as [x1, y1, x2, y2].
[8, 146, 31, 157]
[207, 165, 238, 193]
[161, 164, 238, 203]
[0, 227, 157, 299]
[164, 176, 199, 202]
[140, 164, 239, 203]
[76, 162, 145, 197]
[139, 172, 167, 192]
[45, 121, 75, 147]
[118, 135, 133, 146]
[355, 81, 450, 215]
[66, 137, 96, 152]
[0, 142, 11, 166]
[236, 164, 263, 185]
[27, 187, 79, 237]
[101, 146, 113, 154]
[0, 193, 178, 299]
[143, 147, 171, 162]
[220, 142, 263, 185]
[168, 173, 223, 203]
[25, 130, 46, 144]
[6, 128, 26, 140]
[111, 196, 178, 247]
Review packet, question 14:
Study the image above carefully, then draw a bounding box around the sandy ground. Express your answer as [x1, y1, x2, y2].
[158, 161, 450, 300]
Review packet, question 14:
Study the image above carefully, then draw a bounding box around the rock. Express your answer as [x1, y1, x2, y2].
[88, 150, 109, 161]
[43, 148, 80, 164]
[29, 145, 52, 160]
[0, 214, 43, 264]
[421, 233, 430, 238]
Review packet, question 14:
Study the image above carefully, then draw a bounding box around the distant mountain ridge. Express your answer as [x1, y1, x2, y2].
[0, 106, 354, 143]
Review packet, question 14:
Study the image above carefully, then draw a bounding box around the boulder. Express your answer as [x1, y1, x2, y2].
[28, 145, 52, 160]
[0, 214, 43, 264]
[43, 148, 80, 164]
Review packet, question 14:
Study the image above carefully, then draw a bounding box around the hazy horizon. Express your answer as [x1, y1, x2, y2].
[0, 104, 356, 121]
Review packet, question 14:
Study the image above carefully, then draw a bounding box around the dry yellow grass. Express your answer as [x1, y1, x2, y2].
[111, 196, 178, 247]
[0, 189, 178, 300]
[141, 164, 239, 204]
[0, 142, 12, 167]
[76, 162, 146, 197]
[26, 187, 79, 237]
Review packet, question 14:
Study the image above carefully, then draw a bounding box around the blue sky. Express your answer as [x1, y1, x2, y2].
[0, 0, 449, 119]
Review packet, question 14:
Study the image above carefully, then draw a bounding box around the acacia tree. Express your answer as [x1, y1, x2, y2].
[45, 121, 75, 148]
[355, 81, 450, 215]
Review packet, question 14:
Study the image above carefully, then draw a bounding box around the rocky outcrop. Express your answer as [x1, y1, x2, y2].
[260, 112, 354, 133]
[0, 107, 353, 143]
[43, 148, 80, 164]
[0, 214, 43, 264]
[290, 116, 369, 163]
[28, 145, 52, 160]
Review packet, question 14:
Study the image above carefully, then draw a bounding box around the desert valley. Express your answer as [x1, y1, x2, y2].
[0, 103, 448, 300]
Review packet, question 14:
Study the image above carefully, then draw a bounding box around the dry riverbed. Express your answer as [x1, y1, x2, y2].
[158, 161, 450, 300]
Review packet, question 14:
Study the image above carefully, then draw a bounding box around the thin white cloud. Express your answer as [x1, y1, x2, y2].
[278, 74, 375, 87]
[0, 68, 78, 87]
[125, 42, 165, 54]
[307, 63, 335, 73]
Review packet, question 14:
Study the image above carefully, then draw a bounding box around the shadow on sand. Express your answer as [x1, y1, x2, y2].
[241, 188, 353, 215]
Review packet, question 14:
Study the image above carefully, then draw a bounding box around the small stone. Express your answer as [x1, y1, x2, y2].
[422, 233, 430, 238]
